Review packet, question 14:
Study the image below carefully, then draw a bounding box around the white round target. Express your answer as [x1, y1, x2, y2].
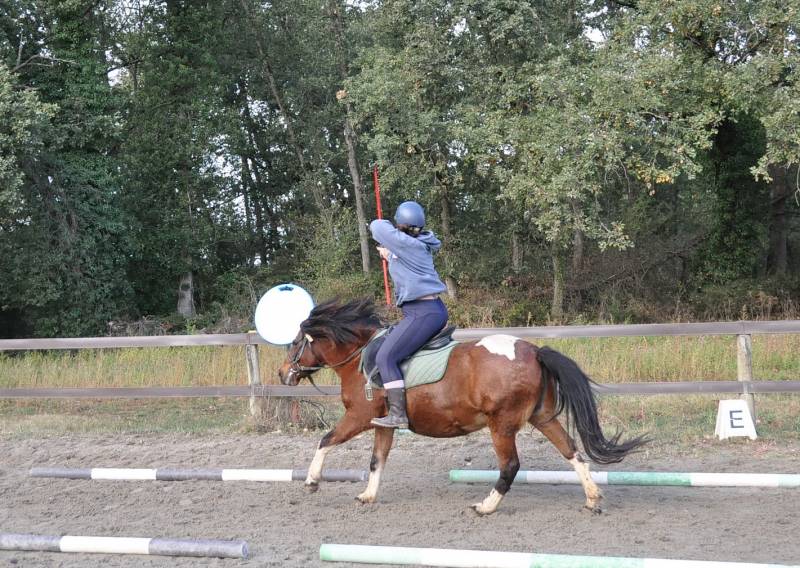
[254, 284, 315, 345]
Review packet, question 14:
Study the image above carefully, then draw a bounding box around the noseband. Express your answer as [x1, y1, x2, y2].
[285, 333, 371, 387]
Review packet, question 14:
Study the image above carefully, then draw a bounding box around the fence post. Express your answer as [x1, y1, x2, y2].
[736, 334, 756, 421]
[245, 341, 267, 420]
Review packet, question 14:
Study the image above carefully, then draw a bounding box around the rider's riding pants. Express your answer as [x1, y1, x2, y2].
[375, 297, 448, 390]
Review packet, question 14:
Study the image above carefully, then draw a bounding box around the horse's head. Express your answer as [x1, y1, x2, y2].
[278, 330, 324, 386]
[277, 297, 382, 386]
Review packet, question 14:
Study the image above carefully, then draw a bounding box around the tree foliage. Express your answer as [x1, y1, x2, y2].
[0, 0, 798, 336]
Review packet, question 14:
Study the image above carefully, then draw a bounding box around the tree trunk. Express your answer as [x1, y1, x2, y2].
[767, 164, 789, 275]
[572, 227, 584, 273]
[511, 231, 523, 274]
[345, 120, 371, 273]
[329, 0, 370, 274]
[438, 187, 458, 299]
[177, 271, 195, 317]
[551, 252, 565, 322]
[253, 195, 269, 267]
[240, 156, 255, 267]
[243, 155, 271, 266]
[571, 199, 584, 273]
[668, 180, 686, 283]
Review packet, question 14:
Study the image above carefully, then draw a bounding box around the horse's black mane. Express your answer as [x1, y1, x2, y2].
[300, 297, 383, 343]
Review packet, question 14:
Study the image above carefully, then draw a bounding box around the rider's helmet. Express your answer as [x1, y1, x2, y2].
[394, 201, 425, 229]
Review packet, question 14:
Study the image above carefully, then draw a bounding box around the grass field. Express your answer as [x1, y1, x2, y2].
[1, 335, 798, 445]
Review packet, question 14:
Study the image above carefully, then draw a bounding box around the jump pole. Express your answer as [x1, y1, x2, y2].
[30, 467, 367, 482]
[319, 544, 798, 568]
[0, 533, 247, 558]
[449, 470, 800, 488]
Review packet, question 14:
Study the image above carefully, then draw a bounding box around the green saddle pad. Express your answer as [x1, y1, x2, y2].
[359, 329, 459, 390]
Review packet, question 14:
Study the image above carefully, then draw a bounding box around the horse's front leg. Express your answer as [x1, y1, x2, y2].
[305, 412, 370, 491]
[356, 426, 395, 504]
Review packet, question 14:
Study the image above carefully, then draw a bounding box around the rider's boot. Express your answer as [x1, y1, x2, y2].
[371, 388, 409, 429]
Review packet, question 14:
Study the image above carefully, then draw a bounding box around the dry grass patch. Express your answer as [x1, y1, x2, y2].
[0, 334, 797, 447]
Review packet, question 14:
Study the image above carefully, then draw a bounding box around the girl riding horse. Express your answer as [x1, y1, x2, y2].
[279, 298, 646, 515]
[368, 201, 448, 429]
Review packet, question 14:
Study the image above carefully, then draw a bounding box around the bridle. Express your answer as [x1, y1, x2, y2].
[285, 332, 372, 393]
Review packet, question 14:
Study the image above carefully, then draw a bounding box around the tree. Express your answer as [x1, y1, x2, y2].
[116, 0, 239, 316]
[329, 0, 372, 274]
[603, 0, 800, 282]
[349, 0, 486, 299]
[1, 1, 134, 336]
[0, 62, 52, 213]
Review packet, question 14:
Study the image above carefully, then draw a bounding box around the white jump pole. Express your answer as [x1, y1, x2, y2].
[0, 533, 248, 558]
[30, 467, 367, 482]
[319, 544, 798, 568]
[449, 470, 800, 488]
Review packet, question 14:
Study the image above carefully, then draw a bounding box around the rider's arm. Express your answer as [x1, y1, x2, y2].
[369, 220, 422, 256]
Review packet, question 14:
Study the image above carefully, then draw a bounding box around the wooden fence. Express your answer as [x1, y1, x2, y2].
[2, 320, 800, 421]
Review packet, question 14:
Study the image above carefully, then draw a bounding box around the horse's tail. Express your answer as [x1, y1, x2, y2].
[536, 346, 648, 464]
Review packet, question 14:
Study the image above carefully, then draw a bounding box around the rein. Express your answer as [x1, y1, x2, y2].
[288, 331, 378, 395]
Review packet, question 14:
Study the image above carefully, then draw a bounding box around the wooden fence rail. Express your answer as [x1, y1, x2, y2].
[1, 320, 800, 351]
[2, 381, 800, 400]
[2, 320, 799, 421]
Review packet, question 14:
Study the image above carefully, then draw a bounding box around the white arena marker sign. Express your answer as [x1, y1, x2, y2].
[715, 399, 757, 440]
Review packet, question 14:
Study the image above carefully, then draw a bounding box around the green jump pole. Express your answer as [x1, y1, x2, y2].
[448, 470, 800, 488]
[320, 544, 797, 568]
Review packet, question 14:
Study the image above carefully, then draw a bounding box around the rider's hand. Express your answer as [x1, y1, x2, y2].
[377, 246, 390, 261]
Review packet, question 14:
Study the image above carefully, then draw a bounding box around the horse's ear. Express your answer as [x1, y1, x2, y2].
[304, 333, 314, 343]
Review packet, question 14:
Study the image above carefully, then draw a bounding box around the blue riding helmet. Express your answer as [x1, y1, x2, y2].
[394, 201, 425, 228]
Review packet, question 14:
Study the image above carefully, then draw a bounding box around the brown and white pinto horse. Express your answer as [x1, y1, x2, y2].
[278, 298, 646, 515]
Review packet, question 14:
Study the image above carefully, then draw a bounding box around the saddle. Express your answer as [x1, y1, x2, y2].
[359, 325, 457, 399]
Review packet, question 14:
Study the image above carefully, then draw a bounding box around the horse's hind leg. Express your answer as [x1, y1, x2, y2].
[472, 419, 520, 516]
[532, 415, 603, 513]
[356, 426, 394, 504]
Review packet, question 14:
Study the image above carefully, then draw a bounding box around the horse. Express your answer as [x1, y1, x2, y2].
[277, 298, 647, 515]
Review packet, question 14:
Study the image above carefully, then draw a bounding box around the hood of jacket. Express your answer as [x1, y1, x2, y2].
[416, 230, 441, 253]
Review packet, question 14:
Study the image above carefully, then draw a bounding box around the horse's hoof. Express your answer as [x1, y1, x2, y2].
[470, 503, 493, 516]
[582, 505, 602, 515]
[355, 493, 375, 504]
[305, 482, 319, 493]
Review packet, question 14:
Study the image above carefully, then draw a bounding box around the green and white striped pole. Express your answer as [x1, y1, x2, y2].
[319, 544, 798, 568]
[448, 470, 800, 488]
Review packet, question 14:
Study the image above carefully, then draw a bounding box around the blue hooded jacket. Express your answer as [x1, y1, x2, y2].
[369, 219, 447, 306]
